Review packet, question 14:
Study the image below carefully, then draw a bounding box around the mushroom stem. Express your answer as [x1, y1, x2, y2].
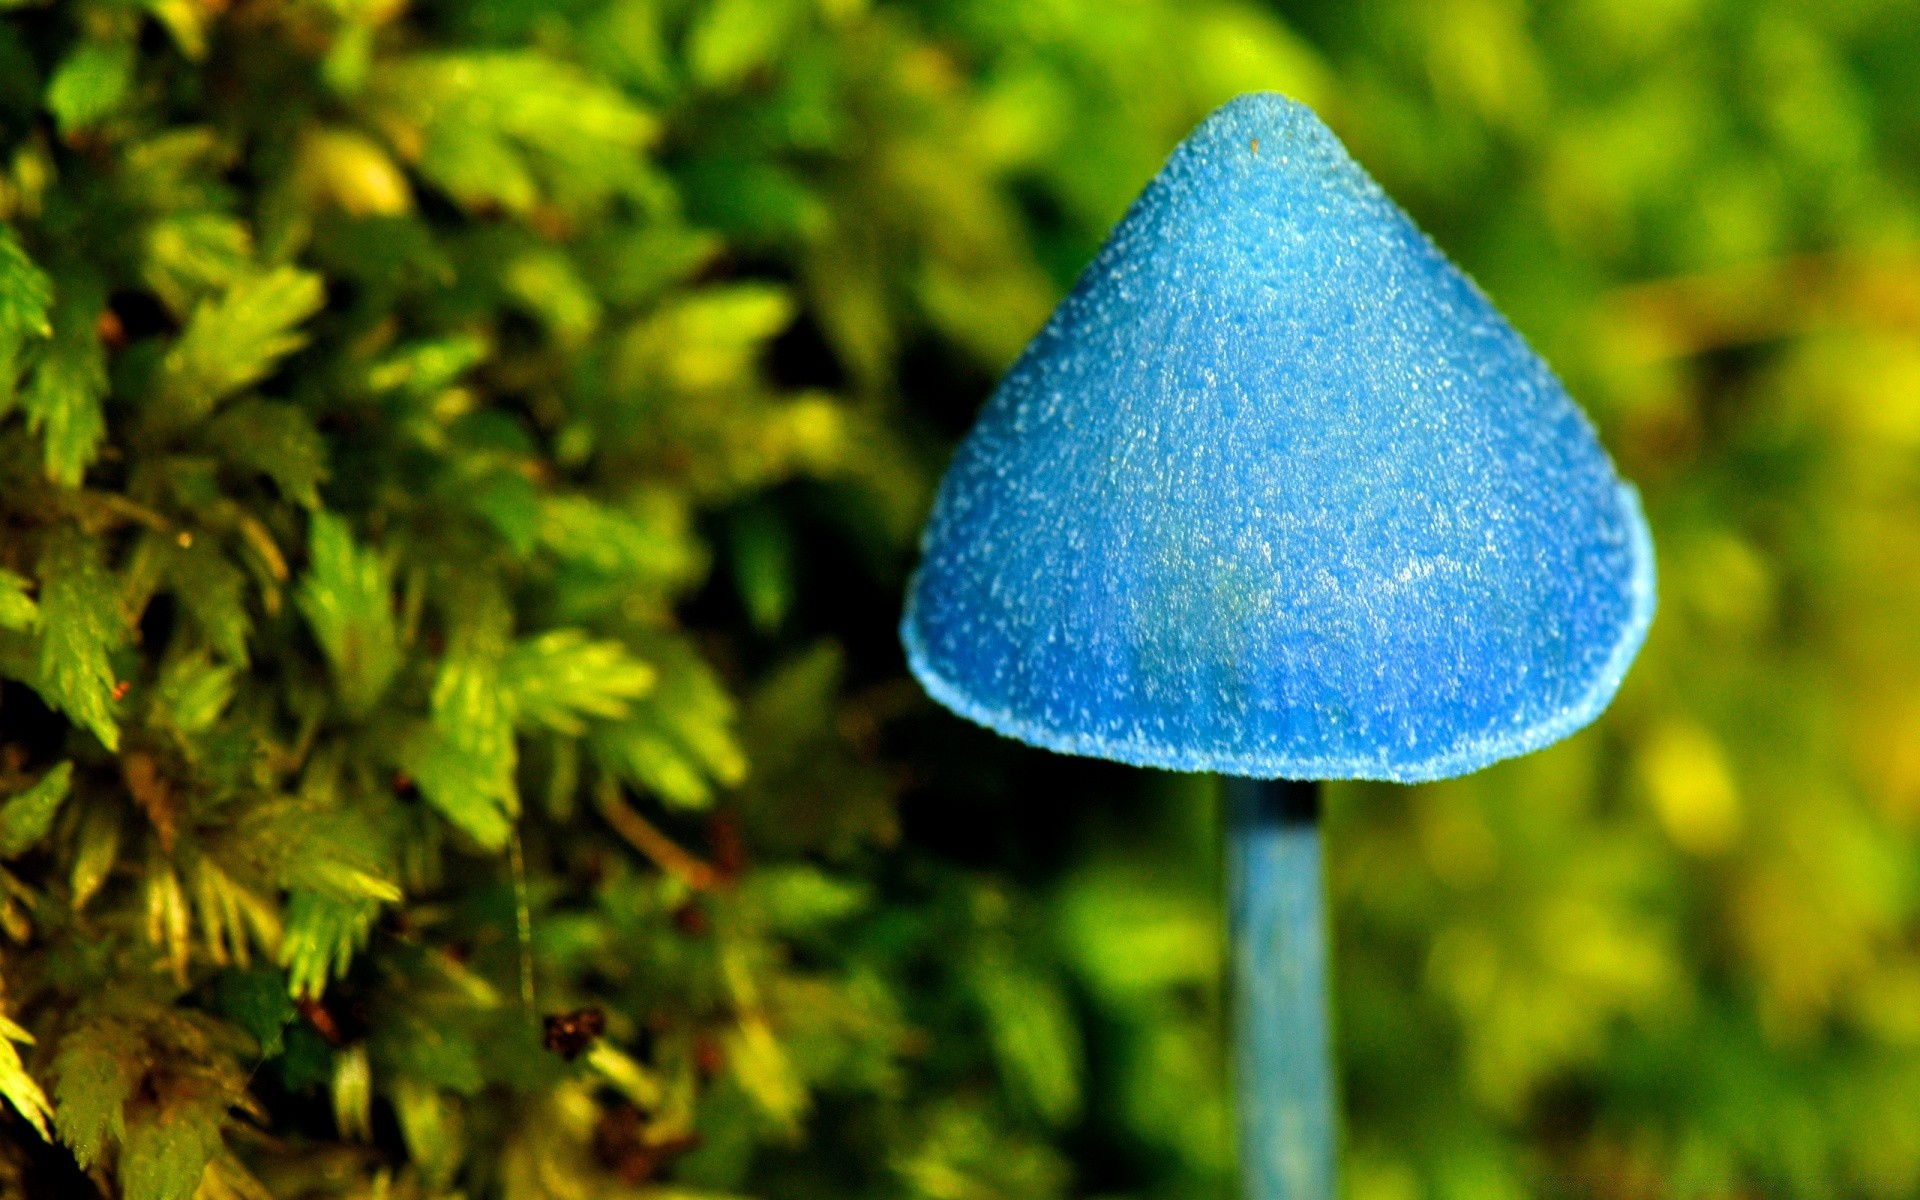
[1225, 777, 1336, 1200]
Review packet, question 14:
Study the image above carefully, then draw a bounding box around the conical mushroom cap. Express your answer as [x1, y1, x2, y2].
[901, 93, 1655, 783]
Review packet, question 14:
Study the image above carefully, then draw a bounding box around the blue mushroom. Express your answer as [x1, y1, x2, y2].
[903, 93, 1653, 782]
[901, 93, 1655, 1199]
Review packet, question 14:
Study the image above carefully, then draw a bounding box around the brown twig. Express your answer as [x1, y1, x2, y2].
[509, 826, 537, 1014]
[594, 783, 723, 891]
[77, 490, 175, 535]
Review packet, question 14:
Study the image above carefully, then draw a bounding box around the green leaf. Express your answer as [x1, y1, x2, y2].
[0, 225, 53, 411]
[118, 127, 227, 199]
[0, 761, 72, 857]
[53, 1018, 141, 1167]
[591, 721, 713, 809]
[150, 652, 235, 736]
[194, 1154, 275, 1200]
[206, 399, 330, 507]
[296, 860, 402, 904]
[142, 0, 209, 60]
[33, 528, 126, 750]
[502, 248, 600, 344]
[747, 866, 868, 934]
[364, 333, 488, 397]
[227, 798, 399, 904]
[539, 491, 704, 587]
[729, 504, 794, 632]
[466, 469, 540, 555]
[213, 969, 298, 1058]
[403, 591, 517, 848]
[21, 277, 108, 488]
[163, 536, 250, 665]
[279, 890, 379, 1000]
[719, 946, 806, 1133]
[686, 0, 801, 87]
[119, 1094, 223, 1200]
[332, 1042, 371, 1141]
[581, 225, 722, 309]
[591, 637, 744, 809]
[296, 511, 400, 717]
[298, 127, 413, 217]
[0, 569, 38, 631]
[143, 212, 254, 315]
[966, 946, 1083, 1127]
[377, 1017, 483, 1097]
[44, 38, 134, 131]
[68, 802, 120, 912]
[150, 267, 326, 433]
[0, 1015, 52, 1140]
[501, 628, 655, 736]
[616, 284, 794, 394]
[274, 1013, 330, 1090]
[582, 1042, 661, 1110]
[392, 1078, 464, 1191]
[366, 52, 658, 215]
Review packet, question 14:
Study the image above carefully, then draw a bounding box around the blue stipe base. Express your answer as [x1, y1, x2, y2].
[901, 92, 1655, 783]
[1226, 777, 1334, 1200]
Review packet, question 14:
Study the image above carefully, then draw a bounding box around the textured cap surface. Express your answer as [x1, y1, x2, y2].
[901, 93, 1655, 783]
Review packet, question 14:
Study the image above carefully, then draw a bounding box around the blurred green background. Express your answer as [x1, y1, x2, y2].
[3, 0, 1920, 1197]
[793, 1, 1920, 1195]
